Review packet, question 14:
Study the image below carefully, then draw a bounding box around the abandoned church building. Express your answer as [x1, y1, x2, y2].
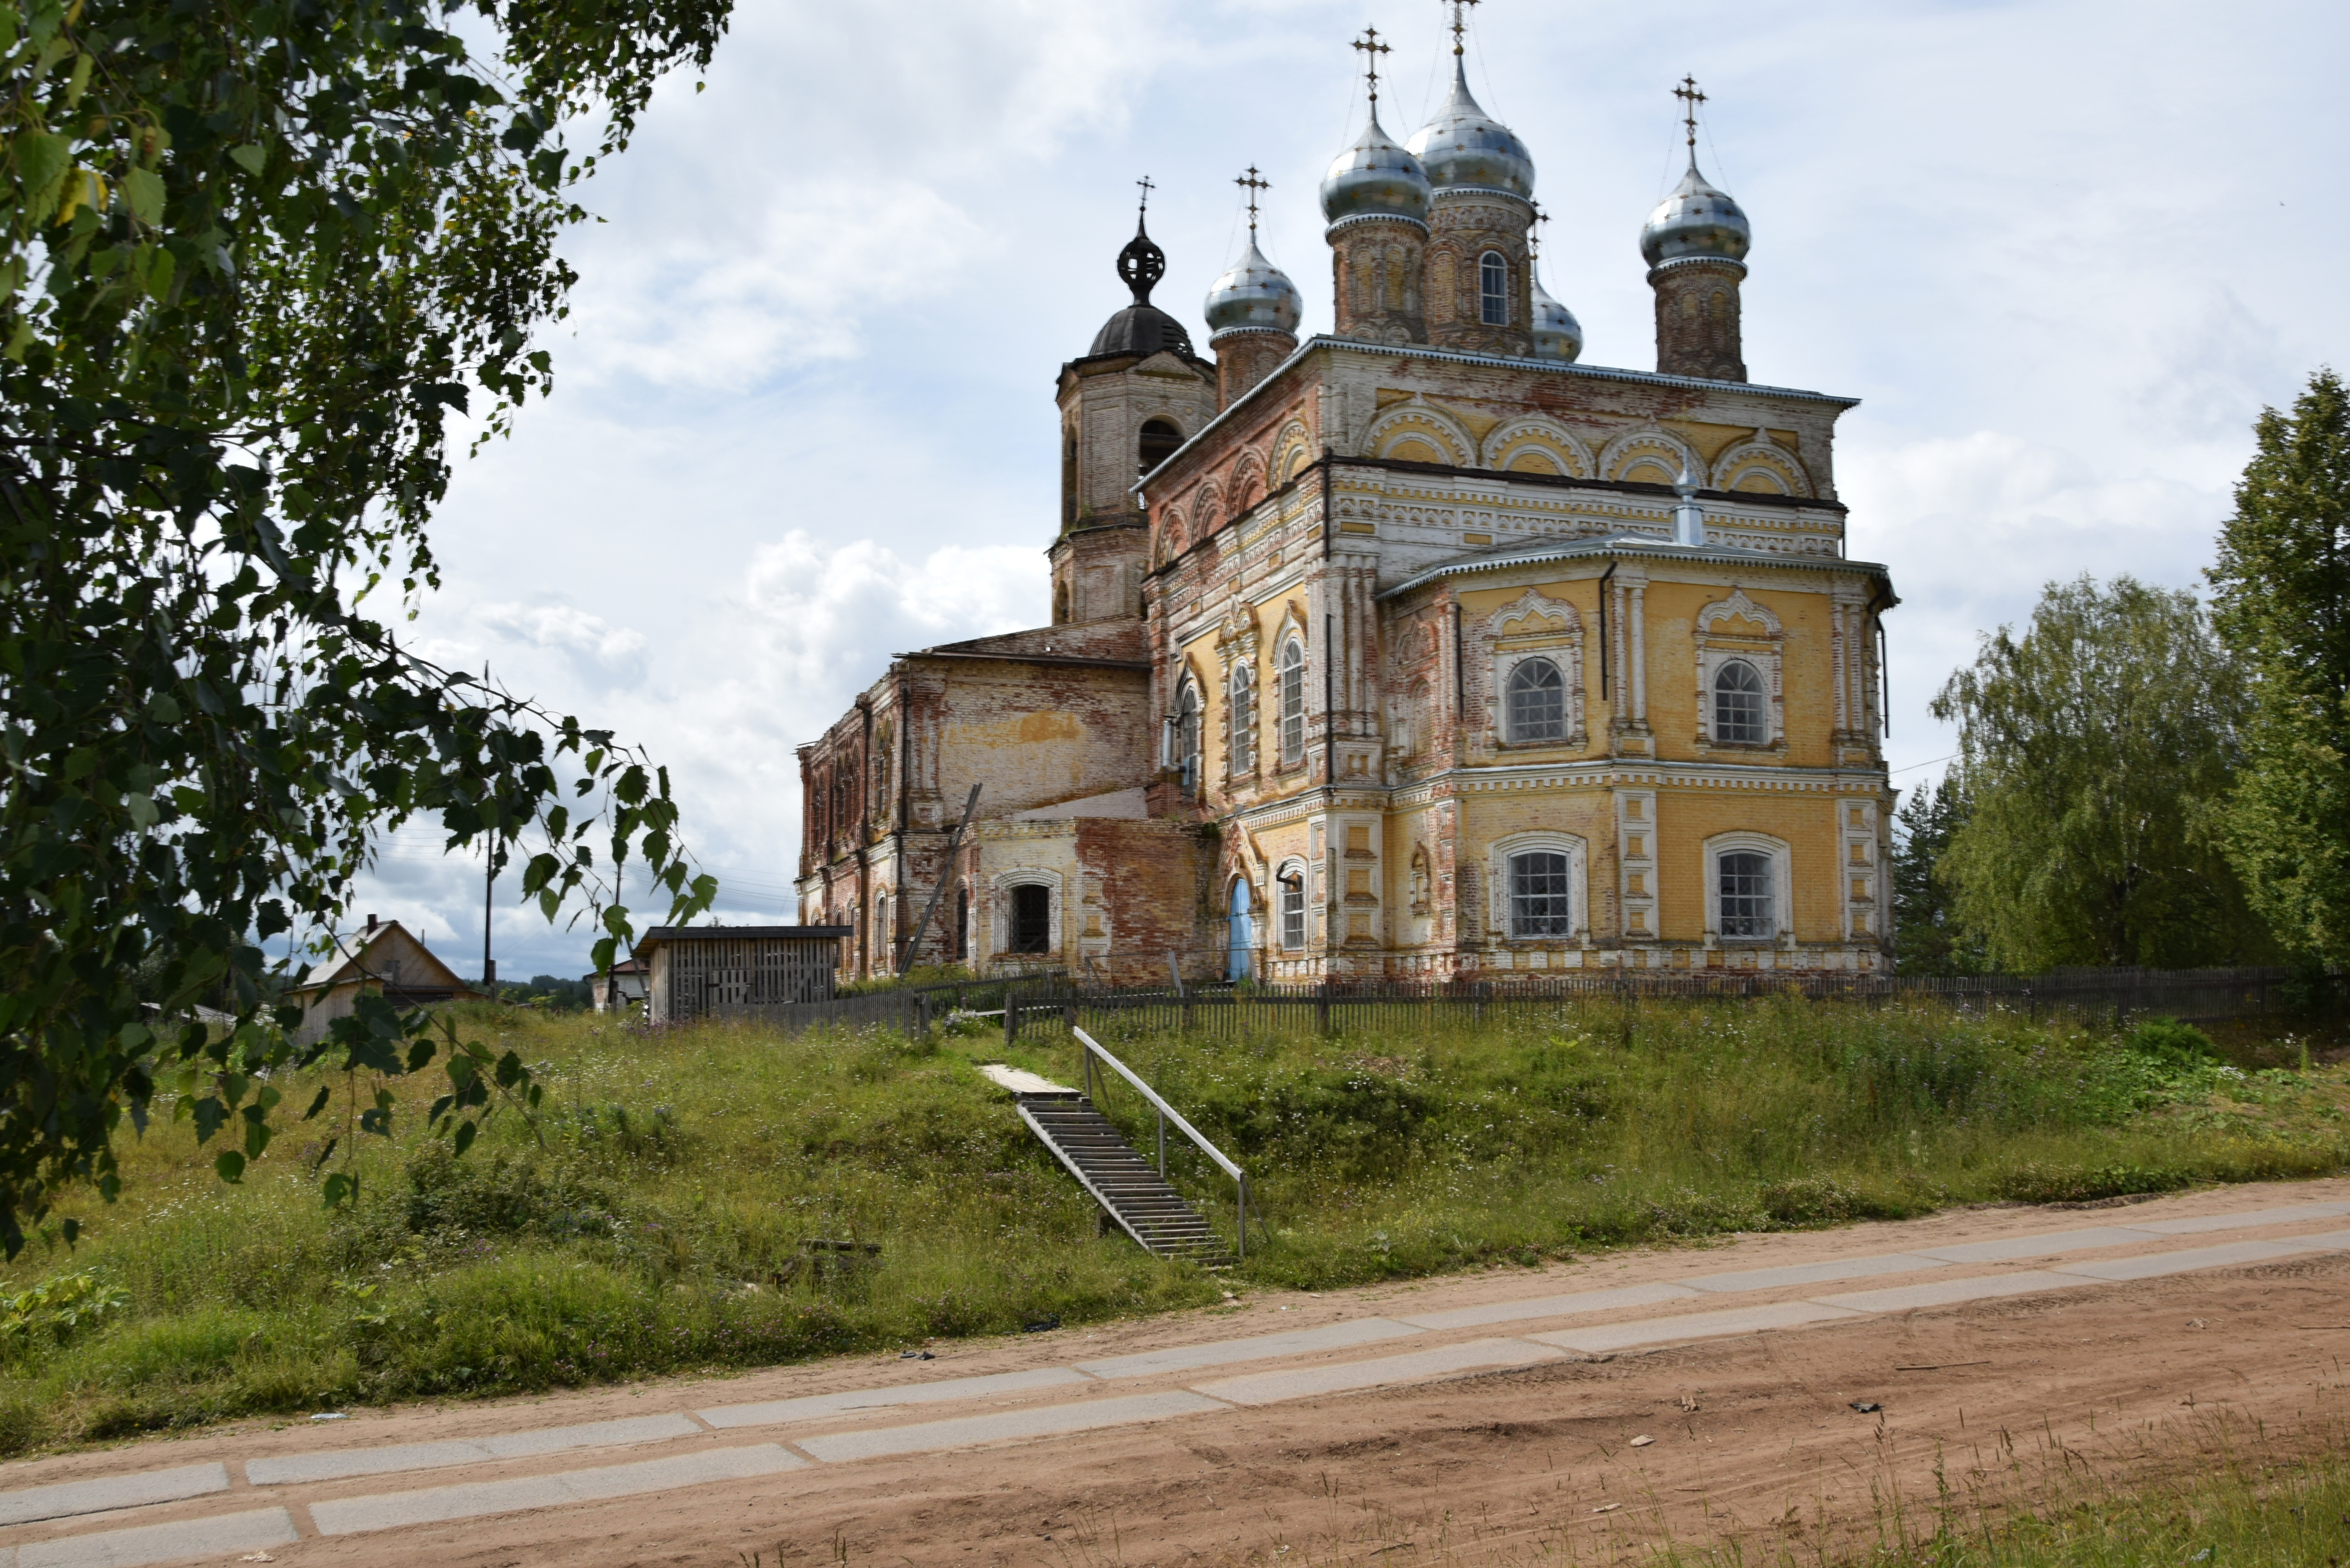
[797, 31, 1897, 985]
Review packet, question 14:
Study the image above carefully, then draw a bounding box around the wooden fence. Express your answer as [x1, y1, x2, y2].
[707, 964, 2339, 1042]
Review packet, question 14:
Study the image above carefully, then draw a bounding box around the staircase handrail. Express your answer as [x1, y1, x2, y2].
[1074, 1027, 1256, 1259]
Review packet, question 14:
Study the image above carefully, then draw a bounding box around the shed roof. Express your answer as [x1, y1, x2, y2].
[637, 926, 853, 946]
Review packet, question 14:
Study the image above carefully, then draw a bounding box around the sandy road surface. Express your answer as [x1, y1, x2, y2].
[4, 1178, 2349, 1566]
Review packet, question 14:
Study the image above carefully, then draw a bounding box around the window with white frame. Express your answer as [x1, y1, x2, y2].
[1718, 851, 1775, 938]
[1276, 637, 1306, 765]
[1278, 863, 1307, 950]
[1172, 678, 1201, 793]
[1505, 656, 1567, 743]
[1479, 251, 1508, 326]
[1009, 884, 1052, 953]
[1508, 851, 1575, 937]
[1227, 662, 1256, 775]
[1713, 660, 1767, 744]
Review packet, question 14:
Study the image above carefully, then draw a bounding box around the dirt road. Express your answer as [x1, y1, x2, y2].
[4, 1178, 2348, 1567]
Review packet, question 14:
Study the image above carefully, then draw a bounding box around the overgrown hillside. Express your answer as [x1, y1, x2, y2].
[0, 1001, 2340, 1453]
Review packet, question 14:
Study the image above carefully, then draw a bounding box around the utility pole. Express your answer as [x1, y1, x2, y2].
[482, 851, 497, 994]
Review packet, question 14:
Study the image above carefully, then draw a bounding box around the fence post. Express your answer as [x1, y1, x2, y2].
[1005, 983, 1019, 1047]
[916, 993, 930, 1041]
[1317, 981, 1331, 1037]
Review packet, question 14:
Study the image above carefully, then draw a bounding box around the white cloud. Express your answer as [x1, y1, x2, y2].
[476, 602, 652, 689]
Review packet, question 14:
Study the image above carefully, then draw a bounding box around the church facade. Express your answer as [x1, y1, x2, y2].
[798, 38, 1897, 986]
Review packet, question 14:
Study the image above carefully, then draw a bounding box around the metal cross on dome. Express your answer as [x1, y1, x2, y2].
[1135, 174, 1156, 219]
[1445, 0, 1481, 57]
[1675, 75, 1708, 152]
[1235, 166, 1270, 238]
[1351, 26, 1390, 106]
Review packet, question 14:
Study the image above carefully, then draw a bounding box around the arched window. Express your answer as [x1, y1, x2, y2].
[1138, 418, 1182, 476]
[952, 886, 969, 961]
[1718, 850, 1774, 938]
[1227, 662, 1256, 775]
[1713, 660, 1767, 744]
[1009, 884, 1052, 954]
[1505, 658, 1566, 743]
[1061, 429, 1078, 528]
[1172, 678, 1201, 794]
[1279, 868, 1307, 951]
[1277, 637, 1306, 765]
[1508, 850, 1574, 937]
[1479, 251, 1508, 326]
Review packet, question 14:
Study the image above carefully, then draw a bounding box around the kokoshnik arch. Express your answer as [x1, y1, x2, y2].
[797, 24, 1897, 985]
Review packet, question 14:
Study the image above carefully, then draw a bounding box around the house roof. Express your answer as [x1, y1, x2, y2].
[1379, 531, 1897, 602]
[637, 926, 854, 947]
[287, 920, 478, 999]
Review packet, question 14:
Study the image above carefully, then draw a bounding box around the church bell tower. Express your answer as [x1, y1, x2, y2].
[1051, 187, 1217, 625]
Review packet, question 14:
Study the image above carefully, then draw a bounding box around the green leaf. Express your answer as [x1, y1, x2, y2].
[214, 1150, 245, 1183]
[120, 167, 164, 228]
[227, 144, 267, 177]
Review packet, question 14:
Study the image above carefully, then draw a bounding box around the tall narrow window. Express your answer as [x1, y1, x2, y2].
[1138, 418, 1182, 476]
[1277, 637, 1306, 765]
[1719, 851, 1774, 938]
[1009, 884, 1052, 954]
[952, 887, 969, 961]
[1508, 851, 1574, 937]
[1174, 679, 1201, 794]
[1713, 660, 1767, 743]
[1280, 873, 1307, 951]
[1227, 662, 1256, 775]
[1479, 251, 1508, 326]
[1505, 658, 1566, 743]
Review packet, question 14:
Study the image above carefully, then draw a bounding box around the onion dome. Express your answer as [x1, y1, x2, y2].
[1204, 238, 1303, 337]
[1320, 107, 1433, 225]
[1089, 213, 1195, 358]
[1529, 267, 1582, 362]
[1406, 57, 1534, 198]
[1640, 156, 1751, 268]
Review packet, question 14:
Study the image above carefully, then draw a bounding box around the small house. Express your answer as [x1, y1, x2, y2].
[286, 917, 482, 1047]
[583, 954, 650, 1013]
[637, 926, 851, 1023]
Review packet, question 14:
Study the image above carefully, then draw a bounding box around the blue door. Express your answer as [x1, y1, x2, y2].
[1227, 880, 1254, 982]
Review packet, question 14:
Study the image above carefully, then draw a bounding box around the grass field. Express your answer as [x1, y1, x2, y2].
[0, 999, 2341, 1455]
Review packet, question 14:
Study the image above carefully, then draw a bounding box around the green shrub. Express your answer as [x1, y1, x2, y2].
[2125, 1015, 2219, 1066]
[1995, 1162, 2193, 1204]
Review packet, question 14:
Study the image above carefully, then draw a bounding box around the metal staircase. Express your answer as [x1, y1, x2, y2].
[1015, 1091, 1230, 1263]
[989, 1030, 1258, 1265]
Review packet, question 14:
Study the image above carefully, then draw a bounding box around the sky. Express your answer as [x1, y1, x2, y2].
[353, 0, 2350, 982]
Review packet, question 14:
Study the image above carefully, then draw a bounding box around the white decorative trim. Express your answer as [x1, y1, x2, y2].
[1479, 417, 1595, 480]
[1480, 588, 1587, 751]
[1703, 831, 1792, 946]
[1598, 426, 1700, 486]
[1694, 589, 1786, 751]
[1710, 436, 1813, 498]
[1487, 831, 1588, 942]
[989, 868, 1063, 960]
[1365, 398, 1477, 466]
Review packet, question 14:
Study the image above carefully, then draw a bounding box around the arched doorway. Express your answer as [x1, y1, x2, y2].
[1227, 879, 1254, 983]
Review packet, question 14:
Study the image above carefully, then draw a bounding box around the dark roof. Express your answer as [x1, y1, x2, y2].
[1088, 303, 1194, 359]
[638, 926, 851, 944]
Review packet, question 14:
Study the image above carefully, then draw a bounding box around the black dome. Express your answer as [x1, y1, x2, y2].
[1084, 209, 1194, 360]
[1089, 304, 1194, 359]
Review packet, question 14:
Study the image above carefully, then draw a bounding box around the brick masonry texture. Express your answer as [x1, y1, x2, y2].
[794, 175, 1894, 986]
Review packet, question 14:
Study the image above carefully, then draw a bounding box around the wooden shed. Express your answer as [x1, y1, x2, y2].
[637, 926, 851, 1023]
[286, 918, 483, 1047]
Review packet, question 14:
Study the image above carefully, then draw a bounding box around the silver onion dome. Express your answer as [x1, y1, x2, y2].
[1321, 107, 1433, 225]
[1406, 57, 1534, 198]
[1204, 238, 1303, 337]
[1640, 157, 1751, 267]
[1529, 267, 1582, 362]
